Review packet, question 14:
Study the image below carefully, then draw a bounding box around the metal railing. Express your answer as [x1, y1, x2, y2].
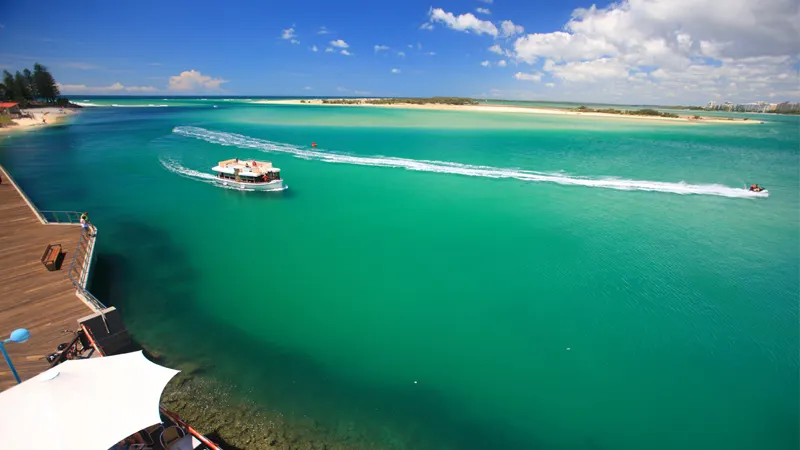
[40, 210, 84, 224]
[67, 227, 92, 287]
[66, 227, 106, 311]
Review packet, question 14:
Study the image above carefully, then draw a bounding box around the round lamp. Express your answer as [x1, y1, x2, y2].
[9, 328, 30, 343]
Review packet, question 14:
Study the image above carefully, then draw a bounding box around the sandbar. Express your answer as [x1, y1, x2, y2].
[251, 99, 761, 125]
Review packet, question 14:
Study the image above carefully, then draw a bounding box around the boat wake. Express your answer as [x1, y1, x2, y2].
[159, 158, 256, 191]
[172, 126, 768, 199]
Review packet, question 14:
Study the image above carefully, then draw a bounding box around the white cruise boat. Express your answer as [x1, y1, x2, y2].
[212, 158, 285, 191]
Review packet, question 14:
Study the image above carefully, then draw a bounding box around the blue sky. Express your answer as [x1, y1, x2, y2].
[1, 0, 798, 104]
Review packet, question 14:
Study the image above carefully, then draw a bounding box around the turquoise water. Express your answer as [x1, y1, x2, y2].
[1, 100, 798, 450]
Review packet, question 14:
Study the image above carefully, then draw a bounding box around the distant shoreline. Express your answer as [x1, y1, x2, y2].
[0, 107, 79, 135]
[251, 99, 762, 125]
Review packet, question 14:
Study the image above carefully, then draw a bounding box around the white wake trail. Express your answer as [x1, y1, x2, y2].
[159, 157, 255, 191]
[172, 126, 768, 199]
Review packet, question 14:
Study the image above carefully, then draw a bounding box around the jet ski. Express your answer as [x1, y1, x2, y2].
[749, 184, 765, 192]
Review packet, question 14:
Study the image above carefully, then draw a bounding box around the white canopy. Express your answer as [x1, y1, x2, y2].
[0, 350, 180, 450]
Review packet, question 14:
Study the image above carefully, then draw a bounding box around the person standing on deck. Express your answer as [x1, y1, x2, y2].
[80, 213, 92, 236]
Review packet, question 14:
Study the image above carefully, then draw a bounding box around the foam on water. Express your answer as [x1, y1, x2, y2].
[173, 126, 769, 199]
[73, 101, 100, 107]
[111, 104, 169, 108]
[159, 157, 255, 191]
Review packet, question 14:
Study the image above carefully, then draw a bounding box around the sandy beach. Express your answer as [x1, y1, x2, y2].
[0, 107, 79, 134]
[252, 99, 761, 124]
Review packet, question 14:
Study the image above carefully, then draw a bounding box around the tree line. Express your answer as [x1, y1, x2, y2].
[0, 63, 61, 105]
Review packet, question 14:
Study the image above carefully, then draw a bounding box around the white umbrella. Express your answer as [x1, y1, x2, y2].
[0, 350, 180, 450]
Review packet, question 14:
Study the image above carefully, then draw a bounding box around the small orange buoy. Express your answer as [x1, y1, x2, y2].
[311, 142, 317, 147]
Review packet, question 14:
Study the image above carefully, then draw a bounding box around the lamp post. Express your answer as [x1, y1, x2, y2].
[1, 328, 30, 384]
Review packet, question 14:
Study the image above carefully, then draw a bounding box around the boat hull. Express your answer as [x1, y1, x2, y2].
[219, 179, 285, 191]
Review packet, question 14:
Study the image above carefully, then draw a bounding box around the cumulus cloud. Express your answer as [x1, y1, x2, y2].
[281, 28, 296, 40]
[476, 8, 491, 15]
[311, 45, 318, 52]
[397, 51, 406, 57]
[374, 45, 390, 53]
[168, 70, 227, 91]
[340, 49, 352, 56]
[317, 26, 329, 35]
[391, 68, 400, 73]
[497, 60, 507, 67]
[480, 60, 490, 67]
[500, 20, 524, 38]
[290, 39, 300, 45]
[514, 72, 543, 82]
[428, 8, 498, 37]
[509, 0, 800, 102]
[304, 86, 312, 90]
[420, 22, 434, 30]
[325, 47, 334, 53]
[57, 82, 158, 94]
[330, 39, 349, 48]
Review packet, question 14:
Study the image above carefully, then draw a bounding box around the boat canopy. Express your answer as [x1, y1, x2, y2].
[213, 158, 280, 176]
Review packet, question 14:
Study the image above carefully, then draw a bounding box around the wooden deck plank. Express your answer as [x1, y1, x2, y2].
[0, 168, 96, 391]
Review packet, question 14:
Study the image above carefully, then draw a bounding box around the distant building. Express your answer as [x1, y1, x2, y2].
[775, 101, 800, 113]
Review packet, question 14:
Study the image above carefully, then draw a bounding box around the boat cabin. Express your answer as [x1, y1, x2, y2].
[212, 158, 281, 184]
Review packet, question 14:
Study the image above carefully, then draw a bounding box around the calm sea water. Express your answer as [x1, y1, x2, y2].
[2, 98, 798, 450]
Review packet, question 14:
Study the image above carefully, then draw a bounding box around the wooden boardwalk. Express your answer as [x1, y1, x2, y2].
[0, 166, 96, 391]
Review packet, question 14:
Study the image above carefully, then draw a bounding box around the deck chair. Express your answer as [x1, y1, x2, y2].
[159, 426, 185, 449]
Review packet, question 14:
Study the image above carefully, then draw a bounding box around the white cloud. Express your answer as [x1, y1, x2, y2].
[480, 60, 490, 67]
[509, 0, 800, 102]
[476, 8, 491, 15]
[330, 39, 349, 48]
[497, 60, 507, 67]
[514, 72, 543, 82]
[57, 82, 158, 94]
[304, 86, 312, 90]
[325, 47, 334, 52]
[546, 82, 555, 88]
[478, 0, 492, 3]
[340, 49, 352, 56]
[397, 51, 406, 57]
[281, 28, 296, 40]
[311, 45, 318, 52]
[428, 8, 498, 37]
[374, 45, 390, 53]
[488, 44, 504, 54]
[317, 26, 329, 35]
[168, 70, 227, 91]
[500, 20, 524, 38]
[420, 23, 434, 30]
[424, 52, 436, 56]
[290, 39, 300, 44]
[391, 68, 400, 73]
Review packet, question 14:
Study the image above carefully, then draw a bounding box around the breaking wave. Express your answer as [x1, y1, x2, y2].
[72, 101, 100, 107]
[112, 104, 169, 108]
[172, 126, 768, 199]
